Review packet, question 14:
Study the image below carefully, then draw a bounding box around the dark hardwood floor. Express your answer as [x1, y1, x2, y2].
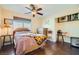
[0, 40, 79, 55]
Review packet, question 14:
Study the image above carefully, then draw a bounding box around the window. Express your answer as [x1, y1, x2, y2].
[13, 19, 32, 30]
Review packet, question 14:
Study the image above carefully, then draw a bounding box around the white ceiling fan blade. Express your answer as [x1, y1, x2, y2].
[24, 12, 31, 14]
[25, 7, 32, 11]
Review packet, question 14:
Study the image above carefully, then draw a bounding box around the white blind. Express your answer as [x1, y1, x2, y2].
[13, 19, 31, 30]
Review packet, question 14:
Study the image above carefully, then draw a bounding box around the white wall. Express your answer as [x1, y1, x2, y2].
[55, 7, 79, 43]
[43, 16, 56, 42]
[43, 7, 79, 43]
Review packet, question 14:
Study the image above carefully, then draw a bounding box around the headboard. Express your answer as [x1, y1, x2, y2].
[14, 28, 30, 32]
[13, 28, 31, 39]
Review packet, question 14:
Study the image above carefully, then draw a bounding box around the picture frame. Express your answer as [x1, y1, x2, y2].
[4, 18, 13, 25]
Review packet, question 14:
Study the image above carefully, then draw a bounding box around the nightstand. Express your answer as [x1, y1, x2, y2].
[1, 35, 13, 48]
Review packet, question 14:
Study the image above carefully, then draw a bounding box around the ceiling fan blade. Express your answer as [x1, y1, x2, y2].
[33, 14, 35, 17]
[25, 7, 32, 11]
[30, 4, 35, 10]
[37, 8, 42, 11]
[30, 4, 35, 8]
[37, 12, 43, 15]
[24, 12, 31, 14]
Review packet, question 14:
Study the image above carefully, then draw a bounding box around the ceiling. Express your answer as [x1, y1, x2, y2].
[1, 4, 79, 19]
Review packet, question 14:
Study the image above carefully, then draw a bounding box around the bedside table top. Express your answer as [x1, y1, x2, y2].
[0, 34, 12, 37]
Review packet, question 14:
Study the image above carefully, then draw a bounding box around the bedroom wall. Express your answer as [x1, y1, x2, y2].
[0, 6, 43, 34]
[0, 6, 43, 49]
[42, 16, 56, 42]
[31, 18, 43, 33]
[43, 7, 79, 43]
[55, 7, 79, 43]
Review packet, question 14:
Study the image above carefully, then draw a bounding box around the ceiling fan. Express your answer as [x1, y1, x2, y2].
[25, 4, 43, 17]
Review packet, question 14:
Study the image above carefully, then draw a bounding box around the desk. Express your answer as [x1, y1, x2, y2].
[1, 35, 13, 48]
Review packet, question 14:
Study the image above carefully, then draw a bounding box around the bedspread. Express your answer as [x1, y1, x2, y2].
[15, 36, 38, 55]
[14, 33, 47, 55]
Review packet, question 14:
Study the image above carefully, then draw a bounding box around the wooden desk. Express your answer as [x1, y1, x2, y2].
[1, 35, 13, 48]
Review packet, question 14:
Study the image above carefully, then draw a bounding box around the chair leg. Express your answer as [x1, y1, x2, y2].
[9, 36, 12, 45]
[56, 35, 59, 43]
[62, 35, 64, 45]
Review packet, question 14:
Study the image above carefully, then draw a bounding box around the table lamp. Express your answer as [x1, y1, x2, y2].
[1, 23, 10, 35]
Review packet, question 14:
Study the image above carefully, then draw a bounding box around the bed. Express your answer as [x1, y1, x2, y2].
[13, 28, 47, 55]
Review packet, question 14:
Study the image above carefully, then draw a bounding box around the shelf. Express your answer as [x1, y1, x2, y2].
[56, 12, 79, 23]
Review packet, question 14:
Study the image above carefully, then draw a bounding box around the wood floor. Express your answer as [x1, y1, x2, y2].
[0, 40, 79, 55]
